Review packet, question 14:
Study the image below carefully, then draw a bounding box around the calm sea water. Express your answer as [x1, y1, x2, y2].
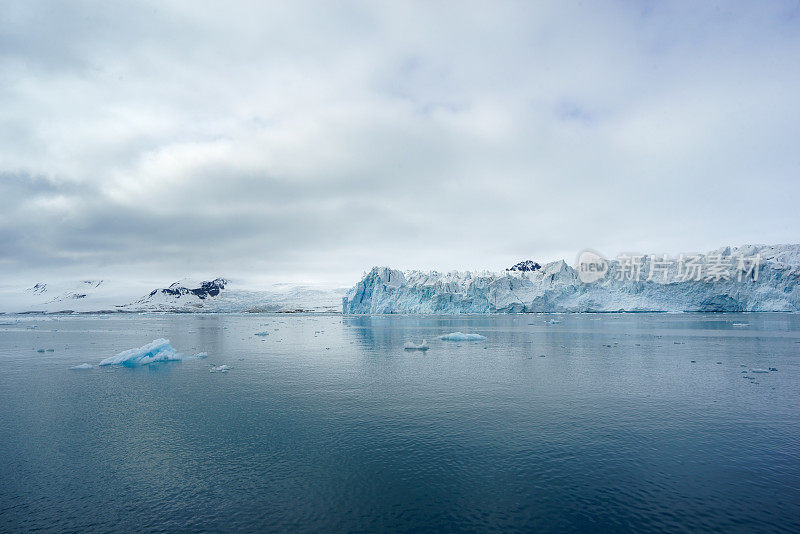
[1, 313, 798, 533]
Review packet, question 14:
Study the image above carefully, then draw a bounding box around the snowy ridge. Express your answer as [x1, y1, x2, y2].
[123, 281, 345, 313]
[343, 244, 800, 314]
[0, 278, 346, 314]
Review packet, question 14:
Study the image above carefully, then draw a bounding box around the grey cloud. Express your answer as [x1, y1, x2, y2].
[1, 1, 799, 286]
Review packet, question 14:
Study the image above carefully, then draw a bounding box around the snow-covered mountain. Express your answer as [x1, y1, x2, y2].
[4, 244, 799, 315]
[0, 277, 345, 314]
[2, 279, 143, 313]
[343, 244, 800, 314]
[121, 278, 345, 313]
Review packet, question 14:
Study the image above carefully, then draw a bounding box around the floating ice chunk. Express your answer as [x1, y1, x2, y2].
[254, 332, 269, 336]
[750, 368, 769, 373]
[100, 338, 184, 366]
[194, 352, 208, 359]
[210, 365, 231, 373]
[732, 323, 749, 327]
[439, 332, 486, 341]
[403, 340, 430, 351]
[70, 363, 93, 370]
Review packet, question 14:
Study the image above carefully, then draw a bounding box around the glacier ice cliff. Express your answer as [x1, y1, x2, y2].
[342, 245, 800, 314]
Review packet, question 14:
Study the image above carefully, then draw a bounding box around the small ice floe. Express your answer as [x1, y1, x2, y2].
[210, 365, 231, 373]
[70, 363, 93, 370]
[99, 338, 204, 367]
[403, 340, 430, 351]
[439, 332, 486, 341]
[254, 332, 269, 336]
[750, 368, 770, 373]
[732, 323, 749, 327]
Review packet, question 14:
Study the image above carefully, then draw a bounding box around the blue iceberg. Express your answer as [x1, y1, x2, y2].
[99, 339, 206, 367]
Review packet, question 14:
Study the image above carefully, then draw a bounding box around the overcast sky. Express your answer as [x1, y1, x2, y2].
[1, 1, 799, 287]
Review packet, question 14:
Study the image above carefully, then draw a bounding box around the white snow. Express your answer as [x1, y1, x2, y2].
[0, 279, 153, 314]
[343, 244, 800, 314]
[70, 363, 93, 370]
[122, 280, 346, 313]
[0, 277, 346, 314]
[439, 332, 487, 341]
[403, 340, 430, 351]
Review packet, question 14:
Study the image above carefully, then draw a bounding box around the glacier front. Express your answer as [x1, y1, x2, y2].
[342, 244, 800, 314]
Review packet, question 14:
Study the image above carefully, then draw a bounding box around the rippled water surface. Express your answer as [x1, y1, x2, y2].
[1, 313, 799, 532]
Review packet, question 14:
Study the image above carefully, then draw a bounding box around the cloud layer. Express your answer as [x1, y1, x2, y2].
[2, 1, 799, 285]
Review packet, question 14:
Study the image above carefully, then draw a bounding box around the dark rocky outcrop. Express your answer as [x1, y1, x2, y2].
[507, 260, 542, 272]
[147, 278, 227, 300]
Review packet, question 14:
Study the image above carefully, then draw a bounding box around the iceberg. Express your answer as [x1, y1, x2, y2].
[439, 332, 487, 341]
[342, 244, 800, 314]
[210, 365, 231, 373]
[403, 340, 430, 351]
[99, 339, 205, 367]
